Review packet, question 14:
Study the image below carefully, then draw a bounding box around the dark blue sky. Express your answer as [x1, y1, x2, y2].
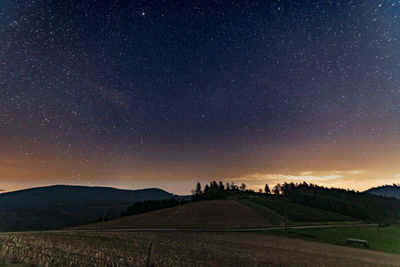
[0, 0, 399, 193]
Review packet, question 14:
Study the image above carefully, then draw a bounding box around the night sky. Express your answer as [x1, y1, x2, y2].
[1, 0, 399, 194]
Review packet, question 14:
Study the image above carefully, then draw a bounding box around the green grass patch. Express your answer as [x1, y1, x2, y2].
[267, 226, 400, 254]
[237, 199, 288, 226]
[249, 198, 356, 222]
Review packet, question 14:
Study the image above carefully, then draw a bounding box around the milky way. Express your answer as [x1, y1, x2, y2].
[0, 1, 399, 193]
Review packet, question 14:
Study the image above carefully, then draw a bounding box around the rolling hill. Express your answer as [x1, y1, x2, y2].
[365, 185, 400, 200]
[75, 200, 273, 229]
[0, 185, 175, 231]
[76, 198, 358, 230]
[0, 185, 174, 207]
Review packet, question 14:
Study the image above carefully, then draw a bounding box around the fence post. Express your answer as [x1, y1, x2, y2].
[146, 241, 154, 267]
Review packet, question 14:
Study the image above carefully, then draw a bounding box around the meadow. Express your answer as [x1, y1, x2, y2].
[76, 200, 275, 230]
[268, 225, 400, 254]
[77, 197, 362, 231]
[238, 197, 357, 225]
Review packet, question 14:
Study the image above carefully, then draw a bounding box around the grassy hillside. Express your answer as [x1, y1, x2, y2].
[241, 198, 356, 223]
[76, 200, 274, 229]
[77, 195, 360, 230]
[237, 199, 287, 225]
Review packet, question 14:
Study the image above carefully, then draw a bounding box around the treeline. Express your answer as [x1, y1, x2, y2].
[191, 181, 260, 200]
[273, 182, 400, 223]
[369, 183, 400, 189]
[192, 181, 400, 223]
[121, 198, 187, 217]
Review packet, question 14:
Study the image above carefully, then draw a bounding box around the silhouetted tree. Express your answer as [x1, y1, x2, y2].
[273, 183, 281, 195]
[218, 181, 225, 191]
[225, 182, 231, 191]
[264, 184, 271, 194]
[211, 180, 218, 191]
[239, 183, 246, 191]
[204, 184, 210, 194]
[230, 182, 237, 191]
[195, 182, 202, 195]
[281, 182, 293, 196]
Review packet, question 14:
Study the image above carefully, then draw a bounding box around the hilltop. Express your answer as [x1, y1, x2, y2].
[76, 196, 357, 230]
[0, 185, 173, 207]
[0, 185, 175, 231]
[365, 184, 400, 200]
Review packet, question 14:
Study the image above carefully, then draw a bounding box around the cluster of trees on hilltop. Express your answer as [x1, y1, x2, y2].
[191, 180, 294, 200]
[372, 183, 400, 188]
[191, 181, 261, 200]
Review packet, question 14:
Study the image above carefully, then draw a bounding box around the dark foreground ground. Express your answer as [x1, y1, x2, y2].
[0, 231, 399, 266]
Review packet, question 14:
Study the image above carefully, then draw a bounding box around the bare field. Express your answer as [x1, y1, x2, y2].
[0, 231, 399, 266]
[76, 200, 274, 230]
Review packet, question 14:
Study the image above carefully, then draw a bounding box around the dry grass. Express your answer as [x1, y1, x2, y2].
[0, 232, 148, 266]
[76, 200, 274, 230]
[0, 231, 399, 266]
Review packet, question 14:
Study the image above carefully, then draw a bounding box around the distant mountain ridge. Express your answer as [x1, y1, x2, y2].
[0, 185, 174, 207]
[365, 185, 400, 200]
[0, 185, 176, 231]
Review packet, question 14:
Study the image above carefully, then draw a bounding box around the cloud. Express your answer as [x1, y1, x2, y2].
[330, 170, 365, 175]
[226, 169, 395, 192]
[229, 169, 369, 185]
[232, 172, 343, 182]
[281, 174, 342, 181]
[346, 170, 364, 174]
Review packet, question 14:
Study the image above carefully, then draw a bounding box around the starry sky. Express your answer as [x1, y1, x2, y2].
[0, 0, 399, 194]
